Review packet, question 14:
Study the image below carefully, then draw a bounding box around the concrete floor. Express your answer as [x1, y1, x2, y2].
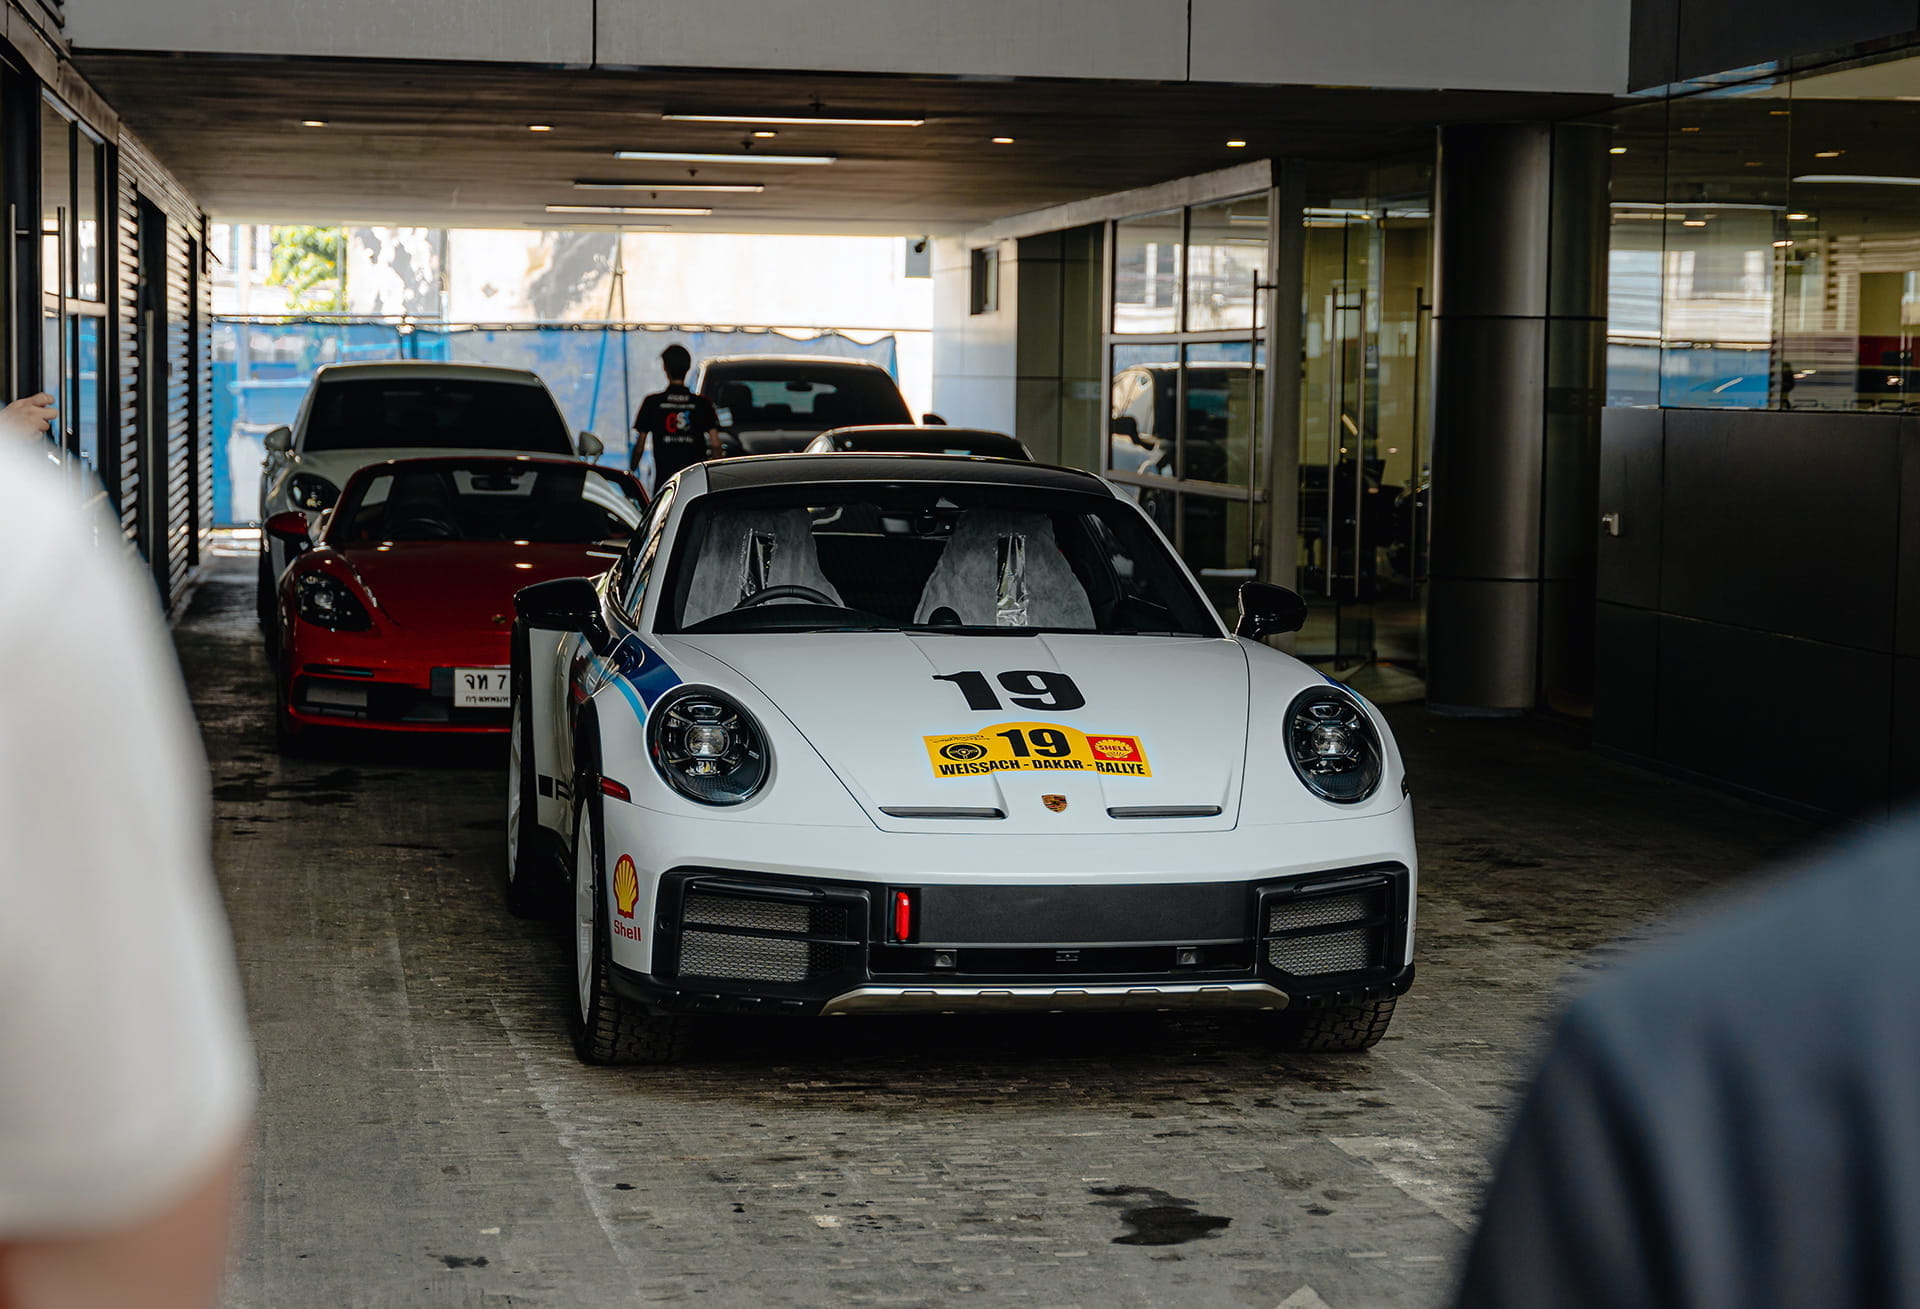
[178, 554, 1820, 1308]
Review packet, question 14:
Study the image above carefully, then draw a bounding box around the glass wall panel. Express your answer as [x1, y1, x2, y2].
[1659, 89, 1790, 408]
[40, 99, 69, 300]
[1186, 195, 1269, 331]
[75, 316, 100, 469]
[1111, 210, 1183, 334]
[1601, 48, 1920, 413]
[74, 133, 102, 303]
[1108, 342, 1177, 480]
[1606, 102, 1670, 406]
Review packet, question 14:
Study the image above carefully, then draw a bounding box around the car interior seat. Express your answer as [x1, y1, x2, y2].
[680, 507, 846, 625]
[383, 470, 463, 540]
[912, 509, 1096, 629]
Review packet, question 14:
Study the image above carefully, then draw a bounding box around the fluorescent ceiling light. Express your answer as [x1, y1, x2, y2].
[546, 204, 714, 216]
[661, 112, 924, 127]
[1793, 174, 1920, 185]
[614, 149, 834, 165]
[574, 179, 765, 193]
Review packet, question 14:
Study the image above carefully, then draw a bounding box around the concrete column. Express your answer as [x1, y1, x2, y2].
[1428, 122, 1608, 714]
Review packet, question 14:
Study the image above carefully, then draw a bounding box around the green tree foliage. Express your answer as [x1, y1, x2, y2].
[267, 226, 346, 311]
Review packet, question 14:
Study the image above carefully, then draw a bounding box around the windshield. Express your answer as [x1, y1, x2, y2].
[660, 484, 1219, 636]
[330, 461, 646, 544]
[703, 364, 912, 431]
[303, 377, 574, 454]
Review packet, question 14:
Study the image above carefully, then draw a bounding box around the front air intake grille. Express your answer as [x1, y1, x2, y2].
[664, 879, 862, 990]
[680, 931, 847, 983]
[1260, 875, 1399, 979]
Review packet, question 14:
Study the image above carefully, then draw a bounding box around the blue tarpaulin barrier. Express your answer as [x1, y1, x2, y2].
[211, 319, 899, 525]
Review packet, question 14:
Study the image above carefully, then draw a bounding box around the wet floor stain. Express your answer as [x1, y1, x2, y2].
[211, 768, 402, 807]
[434, 1255, 489, 1269]
[1090, 1186, 1232, 1246]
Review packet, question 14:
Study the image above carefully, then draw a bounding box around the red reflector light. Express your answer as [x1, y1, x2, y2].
[892, 890, 914, 943]
[600, 777, 631, 802]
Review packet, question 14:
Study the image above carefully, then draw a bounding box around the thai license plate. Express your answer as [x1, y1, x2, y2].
[453, 667, 511, 708]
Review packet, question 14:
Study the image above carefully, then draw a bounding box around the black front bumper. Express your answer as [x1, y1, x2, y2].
[608, 864, 1414, 1018]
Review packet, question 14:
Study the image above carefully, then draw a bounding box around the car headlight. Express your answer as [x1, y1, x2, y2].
[294, 572, 373, 631]
[648, 686, 769, 806]
[289, 473, 339, 511]
[1286, 687, 1383, 804]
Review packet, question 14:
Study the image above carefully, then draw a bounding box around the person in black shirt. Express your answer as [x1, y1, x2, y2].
[631, 344, 721, 492]
[1454, 808, 1920, 1308]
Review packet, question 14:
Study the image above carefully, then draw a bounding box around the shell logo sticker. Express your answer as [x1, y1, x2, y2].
[612, 855, 640, 919]
[923, 723, 1151, 778]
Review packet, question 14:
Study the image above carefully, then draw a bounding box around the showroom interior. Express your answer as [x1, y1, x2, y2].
[9, 2, 1920, 1303]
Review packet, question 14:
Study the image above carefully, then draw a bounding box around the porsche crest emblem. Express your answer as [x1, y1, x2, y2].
[1042, 794, 1069, 813]
[491, 614, 511, 627]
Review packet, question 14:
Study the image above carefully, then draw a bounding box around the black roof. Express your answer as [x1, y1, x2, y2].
[701, 453, 1106, 495]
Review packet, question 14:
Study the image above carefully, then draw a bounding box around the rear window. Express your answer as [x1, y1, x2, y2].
[703, 364, 912, 431]
[303, 377, 574, 454]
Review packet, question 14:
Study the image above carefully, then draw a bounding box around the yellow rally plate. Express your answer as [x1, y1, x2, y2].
[924, 722, 1151, 778]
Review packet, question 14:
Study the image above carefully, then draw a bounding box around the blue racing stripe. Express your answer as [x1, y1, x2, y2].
[587, 634, 681, 722]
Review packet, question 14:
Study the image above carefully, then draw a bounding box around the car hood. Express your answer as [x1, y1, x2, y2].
[331, 542, 619, 632]
[673, 631, 1253, 834]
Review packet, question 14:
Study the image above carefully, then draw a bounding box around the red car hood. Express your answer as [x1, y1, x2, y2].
[331, 542, 622, 631]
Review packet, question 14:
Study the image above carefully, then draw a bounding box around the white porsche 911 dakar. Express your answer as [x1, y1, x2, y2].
[507, 454, 1415, 1065]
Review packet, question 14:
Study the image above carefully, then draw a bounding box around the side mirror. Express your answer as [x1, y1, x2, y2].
[1234, 581, 1308, 640]
[1110, 415, 1146, 447]
[517, 576, 609, 650]
[922, 412, 948, 426]
[264, 510, 313, 553]
[577, 430, 604, 458]
[264, 426, 293, 454]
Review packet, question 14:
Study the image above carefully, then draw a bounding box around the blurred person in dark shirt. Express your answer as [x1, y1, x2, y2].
[1456, 809, 1920, 1308]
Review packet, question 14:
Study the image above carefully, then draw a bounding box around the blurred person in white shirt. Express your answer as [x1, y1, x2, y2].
[0, 425, 254, 1309]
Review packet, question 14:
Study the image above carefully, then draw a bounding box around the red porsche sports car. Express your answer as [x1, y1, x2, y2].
[266, 455, 648, 742]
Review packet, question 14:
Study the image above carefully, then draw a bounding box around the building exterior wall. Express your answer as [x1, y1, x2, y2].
[68, 0, 1633, 94]
[9, 1, 213, 615]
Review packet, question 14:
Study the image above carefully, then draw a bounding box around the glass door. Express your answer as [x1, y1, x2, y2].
[1297, 164, 1433, 697]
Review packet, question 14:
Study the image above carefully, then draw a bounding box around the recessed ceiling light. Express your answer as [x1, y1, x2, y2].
[752, 130, 778, 138]
[527, 124, 553, 133]
[614, 149, 835, 165]
[1680, 125, 1701, 132]
[1815, 150, 1843, 158]
[1787, 211, 1811, 220]
[573, 179, 766, 193]
[1795, 173, 1920, 185]
[992, 137, 1015, 145]
[545, 204, 715, 216]
[1769, 109, 1790, 116]
[1682, 219, 1707, 226]
[301, 119, 328, 128]
[1226, 139, 1248, 148]
[661, 112, 925, 127]
[1609, 146, 1627, 154]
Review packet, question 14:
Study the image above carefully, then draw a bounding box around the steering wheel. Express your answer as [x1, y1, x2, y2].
[735, 584, 837, 608]
[390, 516, 460, 541]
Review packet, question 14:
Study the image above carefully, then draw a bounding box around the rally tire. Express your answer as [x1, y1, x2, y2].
[504, 631, 553, 918]
[1270, 997, 1397, 1053]
[567, 787, 688, 1066]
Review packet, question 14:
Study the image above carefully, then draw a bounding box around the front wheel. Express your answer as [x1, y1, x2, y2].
[504, 655, 552, 917]
[567, 796, 688, 1066]
[1269, 997, 1397, 1053]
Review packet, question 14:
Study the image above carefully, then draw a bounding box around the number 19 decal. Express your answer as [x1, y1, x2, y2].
[933, 670, 1085, 712]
